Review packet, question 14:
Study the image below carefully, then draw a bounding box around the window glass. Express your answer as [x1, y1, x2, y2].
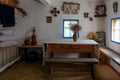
[63, 19, 79, 38]
[111, 18, 120, 43]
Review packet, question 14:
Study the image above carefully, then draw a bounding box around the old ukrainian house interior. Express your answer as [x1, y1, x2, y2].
[0, 0, 120, 80]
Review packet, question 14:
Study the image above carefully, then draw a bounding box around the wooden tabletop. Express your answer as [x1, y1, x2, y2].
[19, 45, 43, 48]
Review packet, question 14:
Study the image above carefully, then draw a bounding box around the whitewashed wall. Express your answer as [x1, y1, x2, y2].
[105, 0, 120, 53]
[104, 0, 120, 74]
[0, 0, 119, 73]
[6, 0, 105, 45]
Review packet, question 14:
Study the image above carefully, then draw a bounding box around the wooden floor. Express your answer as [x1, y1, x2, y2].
[0, 60, 120, 80]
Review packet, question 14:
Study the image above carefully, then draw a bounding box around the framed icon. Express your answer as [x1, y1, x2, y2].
[94, 5, 107, 17]
[96, 32, 106, 46]
[46, 16, 52, 23]
[62, 2, 80, 14]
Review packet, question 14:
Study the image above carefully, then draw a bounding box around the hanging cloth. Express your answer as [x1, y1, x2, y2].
[0, 0, 27, 17]
[0, 3, 15, 27]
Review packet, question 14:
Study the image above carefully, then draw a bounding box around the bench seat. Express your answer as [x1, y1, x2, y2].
[45, 58, 99, 63]
[99, 47, 120, 65]
[45, 57, 99, 80]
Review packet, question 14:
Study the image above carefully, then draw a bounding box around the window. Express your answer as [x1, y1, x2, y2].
[63, 19, 79, 38]
[111, 17, 120, 44]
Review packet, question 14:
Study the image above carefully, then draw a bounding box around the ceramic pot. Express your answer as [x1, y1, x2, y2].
[73, 32, 77, 42]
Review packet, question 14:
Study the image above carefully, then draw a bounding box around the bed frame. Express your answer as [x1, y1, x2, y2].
[0, 46, 20, 73]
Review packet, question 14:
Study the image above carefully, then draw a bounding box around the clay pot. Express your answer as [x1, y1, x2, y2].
[73, 32, 78, 42]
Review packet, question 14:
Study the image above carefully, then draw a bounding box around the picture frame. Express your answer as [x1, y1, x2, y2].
[62, 2, 80, 14]
[83, 12, 89, 18]
[46, 16, 52, 23]
[96, 32, 106, 46]
[113, 1, 118, 13]
[89, 17, 93, 21]
[94, 4, 107, 17]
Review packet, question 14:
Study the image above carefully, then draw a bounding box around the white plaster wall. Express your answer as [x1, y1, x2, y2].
[44, 0, 105, 41]
[104, 0, 120, 74]
[110, 60, 120, 74]
[5, 0, 105, 45]
[104, 0, 120, 53]
[0, 0, 105, 44]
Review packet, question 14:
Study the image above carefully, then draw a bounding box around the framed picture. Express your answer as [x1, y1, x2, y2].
[62, 2, 80, 14]
[89, 17, 93, 21]
[96, 32, 106, 46]
[94, 4, 107, 17]
[46, 16, 52, 23]
[83, 12, 89, 18]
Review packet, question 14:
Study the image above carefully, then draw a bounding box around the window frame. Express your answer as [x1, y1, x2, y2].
[62, 19, 79, 39]
[110, 17, 120, 44]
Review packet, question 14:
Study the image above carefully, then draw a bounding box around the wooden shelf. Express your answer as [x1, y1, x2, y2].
[94, 15, 107, 17]
[19, 45, 43, 48]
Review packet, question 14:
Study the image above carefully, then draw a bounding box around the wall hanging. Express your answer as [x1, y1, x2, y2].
[83, 12, 93, 21]
[113, 1, 118, 13]
[83, 12, 89, 18]
[95, 31, 106, 46]
[46, 16, 52, 23]
[62, 2, 80, 14]
[0, 3, 15, 27]
[94, 4, 107, 17]
[0, 0, 27, 17]
[50, 7, 60, 17]
[89, 17, 93, 21]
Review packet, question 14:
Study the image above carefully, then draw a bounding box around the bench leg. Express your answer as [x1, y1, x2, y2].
[49, 63, 55, 74]
[90, 64, 95, 80]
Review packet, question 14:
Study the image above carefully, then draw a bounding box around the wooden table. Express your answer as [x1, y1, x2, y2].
[44, 39, 100, 58]
[19, 45, 43, 61]
[44, 39, 100, 80]
[19, 45, 43, 48]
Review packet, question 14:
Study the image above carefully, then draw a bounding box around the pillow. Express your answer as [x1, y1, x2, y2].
[0, 35, 16, 41]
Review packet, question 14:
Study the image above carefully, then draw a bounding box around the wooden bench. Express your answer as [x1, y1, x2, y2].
[99, 47, 120, 65]
[45, 58, 99, 80]
[45, 58, 99, 63]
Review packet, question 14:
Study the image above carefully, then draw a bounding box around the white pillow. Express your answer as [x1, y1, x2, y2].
[0, 35, 16, 41]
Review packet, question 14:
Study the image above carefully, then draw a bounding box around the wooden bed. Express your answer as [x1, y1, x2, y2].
[0, 42, 20, 73]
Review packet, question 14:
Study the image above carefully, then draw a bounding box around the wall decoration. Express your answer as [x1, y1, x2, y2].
[50, 7, 60, 17]
[113, 1, 118, 13]
[94, 4, 107, 17]
[88, 32, 98, 40]
[46, 16, 52, 23]
[62, 2, 80, 14]
[89, 17, 93, 21]
[0, 4, 15, 27]
[83, 12, 89, 18]
[0, 0, 27, 17]
[83, 12, 93, 21]
[95, 32, 106, 46]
